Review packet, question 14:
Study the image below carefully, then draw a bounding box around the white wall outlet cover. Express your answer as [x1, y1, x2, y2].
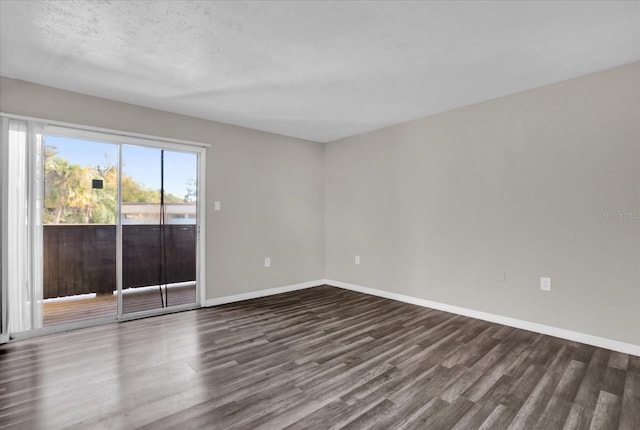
[214, 201, 221, 211]
[355, 255, 360, 264]
[540, 277, 552, 291]
[264, 257, 271, 267]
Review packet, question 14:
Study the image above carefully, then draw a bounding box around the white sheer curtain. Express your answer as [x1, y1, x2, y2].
[1, 116, 44, 333]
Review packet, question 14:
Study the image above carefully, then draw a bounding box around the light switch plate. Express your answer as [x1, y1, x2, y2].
[214, 201, 221, 211]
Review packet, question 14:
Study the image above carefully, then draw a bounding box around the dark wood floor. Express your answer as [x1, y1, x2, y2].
[1, 286, 638, 429]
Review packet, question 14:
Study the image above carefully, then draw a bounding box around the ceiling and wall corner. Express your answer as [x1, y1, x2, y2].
[1, 0, 638, 143]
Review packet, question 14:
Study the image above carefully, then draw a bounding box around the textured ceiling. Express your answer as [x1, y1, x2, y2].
[1, 1, 639, 142]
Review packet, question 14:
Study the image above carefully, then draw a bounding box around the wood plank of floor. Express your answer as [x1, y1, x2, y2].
[1, 286, 638, 430]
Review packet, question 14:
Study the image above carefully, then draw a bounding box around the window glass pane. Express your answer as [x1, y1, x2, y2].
[42, 135, 118, 326]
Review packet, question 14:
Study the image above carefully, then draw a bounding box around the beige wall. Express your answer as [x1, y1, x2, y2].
[0, 77, 325, 300]
[325, 62, 640, 345]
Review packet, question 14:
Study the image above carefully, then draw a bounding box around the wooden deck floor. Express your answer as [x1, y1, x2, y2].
[43, 284, 197, 326]
[2, 286, 639, 429]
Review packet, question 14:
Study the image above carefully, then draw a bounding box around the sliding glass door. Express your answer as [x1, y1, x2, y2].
[42, 135, 118, 326]
[1, 119, 204, 337]
[121, 146, 198, 315]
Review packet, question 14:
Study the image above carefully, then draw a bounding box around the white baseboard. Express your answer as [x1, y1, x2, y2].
[204, 280, 323, 307]
[322, 279, 640, 357]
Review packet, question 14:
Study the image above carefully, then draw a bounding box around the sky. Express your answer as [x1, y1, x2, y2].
[45, 135, 197, 200]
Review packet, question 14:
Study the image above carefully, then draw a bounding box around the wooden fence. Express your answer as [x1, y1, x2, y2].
[43, 224, 197, 299]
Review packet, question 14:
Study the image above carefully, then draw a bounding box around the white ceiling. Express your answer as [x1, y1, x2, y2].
[1, 1, 639, 143]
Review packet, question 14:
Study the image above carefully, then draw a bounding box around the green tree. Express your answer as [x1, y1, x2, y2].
[44, 148, 94, 224]
[44, 148, 184, 224]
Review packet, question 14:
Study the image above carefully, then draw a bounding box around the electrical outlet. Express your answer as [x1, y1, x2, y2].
[264, 257, 271, 268]
[540, 277, 551, 291]
[355, 255, 360, 265]
[214, 201, 221, 211]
